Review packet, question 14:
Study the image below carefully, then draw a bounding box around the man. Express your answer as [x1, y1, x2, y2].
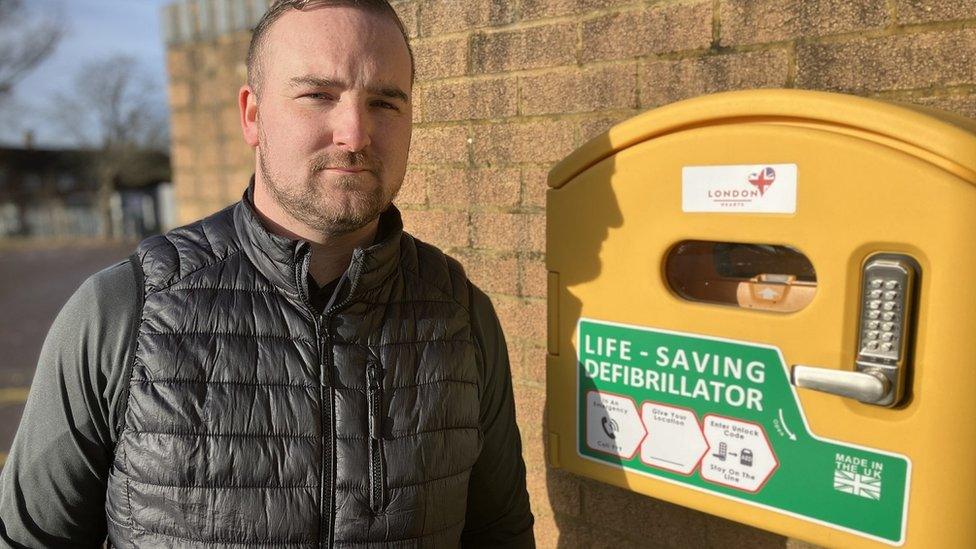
[0, 1, 535, 547]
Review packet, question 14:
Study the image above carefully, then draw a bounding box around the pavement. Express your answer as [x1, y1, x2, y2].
[0, 239, 135, 467]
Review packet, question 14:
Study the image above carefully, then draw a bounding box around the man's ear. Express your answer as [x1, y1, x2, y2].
[239, 85, 259, 148]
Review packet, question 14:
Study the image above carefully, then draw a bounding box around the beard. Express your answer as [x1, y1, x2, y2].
[258, 142, 400, 237]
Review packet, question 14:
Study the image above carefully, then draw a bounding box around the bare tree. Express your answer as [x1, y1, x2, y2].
[51, 55, 169, 151]
[50, 54, 171, 236]
[0, 0, 64, 102]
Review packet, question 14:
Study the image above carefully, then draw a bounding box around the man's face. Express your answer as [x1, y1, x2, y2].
[251, 6, 412, 236]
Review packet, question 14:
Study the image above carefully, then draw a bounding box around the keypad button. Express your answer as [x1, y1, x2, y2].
[866, 341, 879, 350]
[869, 300, 882, 310]
[882, 312, 895, 321]
[884, 291, 899, 301]
[867, 331, 880, 340]
[881, 332, 894, 342]
[881, 343, 894, 352]
[884, 280, 900, 290]
[868, 320, 881, 330]
[869, 289, 883, 299]
[868, 310, 881, 319]
[870, 279, 884, 289]
[882, 322, 895, 332]
[882, 302, 898, 311]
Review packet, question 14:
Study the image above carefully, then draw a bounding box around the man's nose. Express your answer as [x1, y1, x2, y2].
[332, 102, 371, 152]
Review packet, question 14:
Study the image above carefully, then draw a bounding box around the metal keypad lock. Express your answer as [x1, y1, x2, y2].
[792, 253, 919, 407]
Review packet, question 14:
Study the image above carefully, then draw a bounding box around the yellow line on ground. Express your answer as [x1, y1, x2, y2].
[0, 387, 30, 405]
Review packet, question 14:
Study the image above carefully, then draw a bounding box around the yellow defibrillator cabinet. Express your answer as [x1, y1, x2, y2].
[546, 89, 976, 547]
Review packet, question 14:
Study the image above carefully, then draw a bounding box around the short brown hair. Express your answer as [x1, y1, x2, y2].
[246, 0, 414, 92]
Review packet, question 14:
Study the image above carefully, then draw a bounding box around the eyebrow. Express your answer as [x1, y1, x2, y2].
[288, 75, 410, 103]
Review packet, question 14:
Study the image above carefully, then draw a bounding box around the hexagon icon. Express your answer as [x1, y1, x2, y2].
[585, 391, 646, 459]
[700, 414, 779, 493]
[639, 402, 707, 475]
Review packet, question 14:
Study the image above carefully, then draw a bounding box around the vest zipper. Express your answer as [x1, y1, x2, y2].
[300, 250, 366, 547]
[320, 257, 363, 545]
[294, 249, 334, 548]
[366, 361, 385, 513]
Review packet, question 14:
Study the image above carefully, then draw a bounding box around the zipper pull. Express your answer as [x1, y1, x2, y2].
[366, 363, 382, 440]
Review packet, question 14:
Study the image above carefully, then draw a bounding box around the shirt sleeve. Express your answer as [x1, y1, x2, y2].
[0, 259, 141, 548]
[460, 285, 535, 549]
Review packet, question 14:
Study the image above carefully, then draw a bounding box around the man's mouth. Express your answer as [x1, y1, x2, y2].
[321, 166, 373, 175]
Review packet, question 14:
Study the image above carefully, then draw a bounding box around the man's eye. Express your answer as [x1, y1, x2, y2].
[302, 93, 334, 101]
[372, 100, 400, 111]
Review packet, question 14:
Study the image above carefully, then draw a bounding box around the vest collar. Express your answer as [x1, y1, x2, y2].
[233, 177, 404, 309]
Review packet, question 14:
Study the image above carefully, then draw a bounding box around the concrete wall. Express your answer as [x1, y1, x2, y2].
[164, 1, 976, 546]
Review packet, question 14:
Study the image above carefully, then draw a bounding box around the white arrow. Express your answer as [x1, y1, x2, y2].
[778, 408, 797, 441]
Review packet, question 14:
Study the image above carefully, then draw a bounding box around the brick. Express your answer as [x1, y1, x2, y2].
[454, 249, 519, 295]
[225, 141, 255, 171]
[219, 106, 240, 136]
[399, 208, 469, 248]
[521, 165, 550, 209]
[472, 120, 576, 164]
[640, 49, 791, 108]
[166, 48, 193, 79]
[195, 169, 224, 201]
[526, 468, 581, 517]
[519, 256, 547, 298]
[699, 511, 788, 548]
[520, 64, 638, 116]
[469, 168, 521, 208]
[895, 0, 976, 24]
[391, 0, 419, 38]
[720, 0, 890, 46]
[533, 513, 581, 548]
[512, 381, 545, 429]
[908, 93, 976, 120]
[471, 212, 545, 253]
[580, 2, 712, 63]
[796, 28, 976, 92]
[418, 0, 515, 36]
[580, 481, 709, 547]
[576, 112, 637, 143]
[177, 201, 210, 226]
[521, 432, 547, 475]
[419, 77, 517, 122]
[413, 35, 469, 80]
[422, 167, 520, 207]
[471, 23, 577, 73]
[578, 528, 648, 549]
[170, 142, 195, 172]
[168, 81, 193, 109]
[421, 167, 468, 206]
[521, 0, 637, 20]
[409, 125, 469, 164]
[169, 110, 194, 143]
[395, 169, 428, 207]
[496, 297, 547, 345]
[224, 168, 254, 195]
[513, 342, 546, 384]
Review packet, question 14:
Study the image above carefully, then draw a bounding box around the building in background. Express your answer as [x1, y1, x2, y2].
[0, 142, 173, 239]
[162, 0, 976, 546]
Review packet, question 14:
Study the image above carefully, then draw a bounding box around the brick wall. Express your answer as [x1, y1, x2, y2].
[164, 0, 976, 546]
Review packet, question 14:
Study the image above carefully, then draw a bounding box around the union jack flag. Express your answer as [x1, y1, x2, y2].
[748, 167, 776, 196]
[833, 470, 882, 500]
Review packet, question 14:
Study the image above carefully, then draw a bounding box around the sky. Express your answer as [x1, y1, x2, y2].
[0, 0, 174, 148]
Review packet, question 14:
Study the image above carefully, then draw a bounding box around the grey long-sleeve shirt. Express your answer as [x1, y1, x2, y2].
[0, 259, 534, 547]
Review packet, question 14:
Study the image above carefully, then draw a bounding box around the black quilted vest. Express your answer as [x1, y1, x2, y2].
[104, 192, 482, 547]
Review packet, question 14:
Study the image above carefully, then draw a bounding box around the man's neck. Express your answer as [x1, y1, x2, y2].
[252, 178, 378, 286]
